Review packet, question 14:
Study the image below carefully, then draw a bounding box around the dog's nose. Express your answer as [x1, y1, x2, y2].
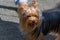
[32, 20, 35, 24]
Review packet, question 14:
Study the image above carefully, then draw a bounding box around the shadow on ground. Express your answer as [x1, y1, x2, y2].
[0, 18, 24, 40]
[0, 5, 17, 12]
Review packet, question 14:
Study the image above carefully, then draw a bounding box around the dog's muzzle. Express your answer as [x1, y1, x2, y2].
[26, 17, 39, 27]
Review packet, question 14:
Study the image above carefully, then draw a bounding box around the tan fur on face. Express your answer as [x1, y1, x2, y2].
[18, 7, 39, 32]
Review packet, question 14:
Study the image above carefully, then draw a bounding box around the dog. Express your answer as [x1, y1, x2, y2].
[17, 0, 40, 40]
[18, 0, 60, 40]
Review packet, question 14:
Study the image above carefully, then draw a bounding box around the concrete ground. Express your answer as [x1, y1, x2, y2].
[0, 0, 60, 40]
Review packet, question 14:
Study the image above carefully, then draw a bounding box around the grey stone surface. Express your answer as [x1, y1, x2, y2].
[0, 0, 60, 40]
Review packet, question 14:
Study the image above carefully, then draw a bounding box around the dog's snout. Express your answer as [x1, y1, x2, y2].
[32, 20, 35, 23]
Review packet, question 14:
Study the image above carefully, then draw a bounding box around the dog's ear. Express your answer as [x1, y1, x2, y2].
[17, 6, 24, 14]
[17, 3, 28, 13]
[18, 3, 28, 10]
[31, 0, 38, 8]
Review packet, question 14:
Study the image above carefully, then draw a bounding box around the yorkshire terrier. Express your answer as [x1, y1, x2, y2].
[18, 0, 60, 40]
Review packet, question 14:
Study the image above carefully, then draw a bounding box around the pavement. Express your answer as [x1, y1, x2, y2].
[0, 0, 60, 40]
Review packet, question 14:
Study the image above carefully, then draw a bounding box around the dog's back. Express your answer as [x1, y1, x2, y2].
[37, 8, 60, 40]
[41, 9, 60, 35]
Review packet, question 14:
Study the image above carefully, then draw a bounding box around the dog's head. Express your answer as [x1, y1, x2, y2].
[18, 0, 40, 31]
[20, 7, 39, 29]
[26, 7, 39, 28]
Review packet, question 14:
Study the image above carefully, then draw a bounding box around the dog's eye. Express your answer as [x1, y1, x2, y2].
[34, 15, 38, 18]
[27, 15, 31, 17]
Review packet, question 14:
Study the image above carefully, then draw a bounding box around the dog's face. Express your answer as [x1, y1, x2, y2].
[19, 7, 39, 30]
[26, 8, 39, 28]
